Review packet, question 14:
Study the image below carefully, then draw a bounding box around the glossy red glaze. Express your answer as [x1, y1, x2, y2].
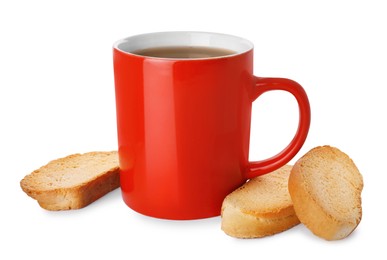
[114, 41, 310, 220]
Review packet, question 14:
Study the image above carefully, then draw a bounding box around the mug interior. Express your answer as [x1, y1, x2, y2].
[114, 31, 253, 59]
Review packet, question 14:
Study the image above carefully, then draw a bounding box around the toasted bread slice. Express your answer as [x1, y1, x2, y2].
[221, 165, 300, 238]
[20, 151, 120, 210]
[288, 146, 363, 240]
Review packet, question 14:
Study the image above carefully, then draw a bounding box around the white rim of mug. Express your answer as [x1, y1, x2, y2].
[113, 31, 254, 60]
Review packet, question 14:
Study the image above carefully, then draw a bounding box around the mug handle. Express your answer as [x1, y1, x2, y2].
[245, 76, 311, 179]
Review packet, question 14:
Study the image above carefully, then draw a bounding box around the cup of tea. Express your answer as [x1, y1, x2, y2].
[113, 31, 311, 220]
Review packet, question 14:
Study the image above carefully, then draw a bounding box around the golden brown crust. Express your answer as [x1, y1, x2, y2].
[289, 146, 363, 240]
[20, 151, 120, 210]
[221, 165, 300, 238]
[221, 202, 300, 238]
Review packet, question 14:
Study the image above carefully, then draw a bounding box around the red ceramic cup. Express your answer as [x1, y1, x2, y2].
[113, 32, 310, 220]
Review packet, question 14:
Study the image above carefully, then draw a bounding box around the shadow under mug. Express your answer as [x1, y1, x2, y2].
[113, 32, 311, 220]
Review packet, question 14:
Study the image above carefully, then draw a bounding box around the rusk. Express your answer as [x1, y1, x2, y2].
[20, 151, 120, 210]
[221, 165, 300, 238]
[288, 146, 363, 240]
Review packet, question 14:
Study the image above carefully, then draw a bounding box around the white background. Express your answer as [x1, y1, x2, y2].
[1, 0, 386, 259]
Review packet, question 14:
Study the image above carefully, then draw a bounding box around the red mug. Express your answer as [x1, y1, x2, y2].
[113, 32, 310, 220]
